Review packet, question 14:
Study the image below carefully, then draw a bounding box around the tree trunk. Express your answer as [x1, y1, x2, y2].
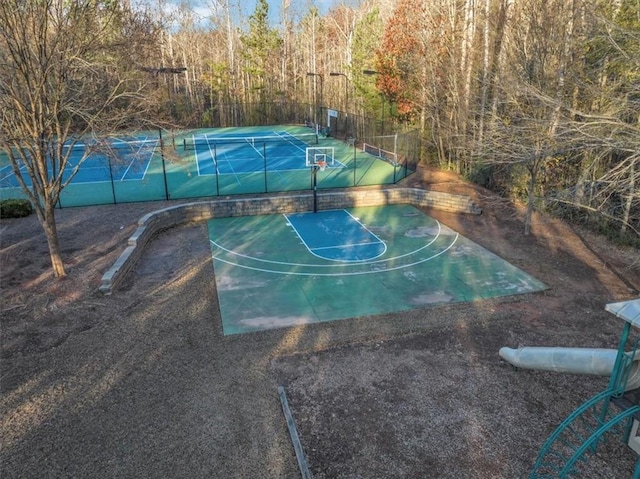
[40, 200, 66, 277]
[621, 159, 636, 235]
[458, 0, 476, 174]
[477, 0, 491, 150]
[524, 164, 538, 236]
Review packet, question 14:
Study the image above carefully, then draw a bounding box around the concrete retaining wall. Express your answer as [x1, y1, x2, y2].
[99, 187, 481, 294]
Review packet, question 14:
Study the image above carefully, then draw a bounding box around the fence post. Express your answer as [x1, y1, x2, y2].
[263, 142, 268, 193]
[107, 154, 117, 204]
[353, 141, 357, 186]
[214, 144, 220, 196]
[159, 129, 169, 200]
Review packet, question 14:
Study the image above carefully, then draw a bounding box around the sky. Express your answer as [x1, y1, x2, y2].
[236, 0, 338, 23]
[163, 0, 350, 28]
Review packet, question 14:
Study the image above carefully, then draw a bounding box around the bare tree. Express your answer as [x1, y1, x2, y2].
[480, 0, 640, 237]
[0, 0, 159, 277]
[547, 116, 640, 238]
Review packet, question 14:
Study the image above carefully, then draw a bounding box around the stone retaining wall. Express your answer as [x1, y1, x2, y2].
[99, 187, 481, 294]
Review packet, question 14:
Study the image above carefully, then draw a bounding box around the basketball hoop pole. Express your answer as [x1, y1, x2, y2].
[307, 148, 331, 213]
[312, 165, 319, 213]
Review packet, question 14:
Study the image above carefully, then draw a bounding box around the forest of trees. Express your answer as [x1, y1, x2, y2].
[1, 0, 638, 274]
[155, 0, 639, 241]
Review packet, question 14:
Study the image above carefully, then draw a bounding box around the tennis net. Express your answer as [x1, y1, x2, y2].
[63, 139, 159, 154]
[184, 132, 318, 150]
[362, 143, 398, 166]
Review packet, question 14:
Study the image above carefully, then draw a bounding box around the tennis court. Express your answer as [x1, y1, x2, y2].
[208, 204, 547, 335]
[0, 137, 157, 187]
[0, 126, 410, 206]
[187, 130, 346, 175]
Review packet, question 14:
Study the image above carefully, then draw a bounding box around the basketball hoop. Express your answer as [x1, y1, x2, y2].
[317, 160, 327, 171]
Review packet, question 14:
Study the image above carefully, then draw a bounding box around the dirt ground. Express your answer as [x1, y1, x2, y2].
[1, 167, 639, 478]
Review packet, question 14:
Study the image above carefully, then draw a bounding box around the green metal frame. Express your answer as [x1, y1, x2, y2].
[530, 314, 640, 478]
[561, 406, 640, 477]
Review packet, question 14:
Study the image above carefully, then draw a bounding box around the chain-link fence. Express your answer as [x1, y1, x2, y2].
[0, 103, 421, 208]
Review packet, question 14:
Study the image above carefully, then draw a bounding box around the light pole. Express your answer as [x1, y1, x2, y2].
[307, 72, 323, 129]
[330, 72, 349, 138]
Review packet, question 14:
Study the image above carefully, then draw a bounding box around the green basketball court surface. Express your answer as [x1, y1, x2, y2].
[208, 204, 547, 335]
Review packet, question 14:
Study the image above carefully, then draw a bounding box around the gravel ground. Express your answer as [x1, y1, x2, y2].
[1, 167, 639, 478]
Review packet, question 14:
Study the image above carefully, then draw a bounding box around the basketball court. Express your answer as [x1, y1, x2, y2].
[208, 204, 547, 335]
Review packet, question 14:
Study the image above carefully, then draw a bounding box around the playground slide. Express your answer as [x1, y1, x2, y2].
[499, 346, 640, 391]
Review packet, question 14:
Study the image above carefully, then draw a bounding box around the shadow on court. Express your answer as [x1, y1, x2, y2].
[208, 204, 547, 335]
[2, 176, 637, 478]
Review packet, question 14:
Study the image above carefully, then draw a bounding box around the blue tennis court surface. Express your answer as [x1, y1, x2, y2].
[208, 204, 548, 335]
[0, 139, 156, 188]
[191, 130, 344, 175]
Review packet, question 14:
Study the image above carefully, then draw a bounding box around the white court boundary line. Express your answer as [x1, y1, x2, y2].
[1, 142, 156, 186]
[209, 213, 458, 277]
[284, 210, 387, 263]
[210, 233, 458, 277]
[193, 136, 245, 186]
[119, 140, 156, 181]
[210, 218, 443, 268]
[194, 130, 348, 177]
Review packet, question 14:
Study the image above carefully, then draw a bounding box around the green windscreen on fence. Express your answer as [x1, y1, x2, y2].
[0, 125, 417, 206]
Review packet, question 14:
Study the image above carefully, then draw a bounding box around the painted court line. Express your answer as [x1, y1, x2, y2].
[248, 140, 265, 158]
[195, 141, 214, 177]
[272, 131, 309, 152]
[210, 233, 458, 276]
[193, 131, 346, 177]
[285, 210, 387, 262]
[209, 220, 443, 268]
[209, 204, 549, 335]
[194, 140, 245, 185]
[218, 153, 243, 185]
[311, 240, 381, 251]
[2, 148, 153, 185]
[120, 141, 156, 180]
